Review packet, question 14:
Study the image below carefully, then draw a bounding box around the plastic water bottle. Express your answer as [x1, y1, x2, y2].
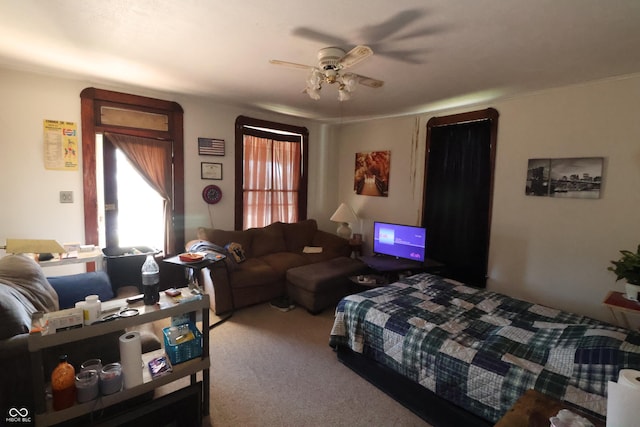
[141, 254, 160, 305]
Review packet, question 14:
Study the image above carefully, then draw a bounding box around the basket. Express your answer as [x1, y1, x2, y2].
[162, 322, 202, 364]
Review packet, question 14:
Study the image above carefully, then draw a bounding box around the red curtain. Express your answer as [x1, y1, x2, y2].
[104, 132, 174, 254]
[243, 134, 300, 229]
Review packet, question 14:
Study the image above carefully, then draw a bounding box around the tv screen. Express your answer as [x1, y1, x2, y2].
[372, 221, 426, 262]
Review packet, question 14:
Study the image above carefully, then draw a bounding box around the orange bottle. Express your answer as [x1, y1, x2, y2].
[51, 355, 76, 410]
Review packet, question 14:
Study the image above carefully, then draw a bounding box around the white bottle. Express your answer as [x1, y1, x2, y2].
[83, 294, 101, 325]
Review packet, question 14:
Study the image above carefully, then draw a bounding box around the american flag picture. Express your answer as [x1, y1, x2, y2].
[198, 137, 225, 156]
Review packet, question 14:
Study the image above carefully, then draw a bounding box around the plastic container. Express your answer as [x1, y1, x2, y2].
[51, 355, 76, 410]
[141, 254, 160, 305]
[80, 358, 102, 373]
[162, 322, 202, 364]
[75, 370, 99, 403]
[83, 295, 101, 325]
[99, 363, 123, 395]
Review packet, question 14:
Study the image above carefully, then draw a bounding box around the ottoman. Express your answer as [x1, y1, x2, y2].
[286, 257, 367, 314]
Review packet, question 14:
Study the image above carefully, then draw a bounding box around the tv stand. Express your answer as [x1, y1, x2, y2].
[359, 255, 443, 274]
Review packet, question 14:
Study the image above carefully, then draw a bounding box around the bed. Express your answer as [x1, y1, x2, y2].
[329, 273, 640, 425]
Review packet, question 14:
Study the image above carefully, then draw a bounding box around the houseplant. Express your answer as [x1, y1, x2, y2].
[609, 244, 640, 300]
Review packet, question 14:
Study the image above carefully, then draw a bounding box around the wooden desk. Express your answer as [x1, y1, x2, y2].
[602, 290, 640, 329]
[494, 389, 604, 427]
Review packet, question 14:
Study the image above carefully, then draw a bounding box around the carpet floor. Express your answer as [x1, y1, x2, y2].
[159, 302, 430, 426]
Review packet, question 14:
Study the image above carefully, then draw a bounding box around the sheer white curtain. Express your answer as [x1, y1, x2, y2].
[243, 134, 300, 229]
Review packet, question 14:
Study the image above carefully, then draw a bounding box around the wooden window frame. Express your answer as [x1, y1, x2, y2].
[234, 115, 308, 230]
[80, 87, 185, 254]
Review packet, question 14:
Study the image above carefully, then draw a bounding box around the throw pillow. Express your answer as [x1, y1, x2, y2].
[225, 242, 246, 263]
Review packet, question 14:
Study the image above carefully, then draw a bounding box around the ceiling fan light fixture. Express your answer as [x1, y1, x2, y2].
[272, 44, 383, 102]
[341, 73, 358, 92]
[306, 86, 321, 100]
[307, 68, 323, 88]
[337, 86, 351, 102]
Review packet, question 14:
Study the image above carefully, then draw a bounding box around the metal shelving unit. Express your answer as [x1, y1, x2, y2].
[28, 289, 210, 426]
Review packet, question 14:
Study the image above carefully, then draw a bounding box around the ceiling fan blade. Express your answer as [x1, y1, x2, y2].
[269, 59, 313, 70]
[338, 45, 373, 69]
[353, 73, 384, 88]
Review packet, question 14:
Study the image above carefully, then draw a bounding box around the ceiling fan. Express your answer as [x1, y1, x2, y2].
[270, 45, 384, 101]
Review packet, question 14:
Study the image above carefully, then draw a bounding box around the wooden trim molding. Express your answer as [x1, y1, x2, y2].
[234, 115, 309, 230]
[80, 88, 185, 254]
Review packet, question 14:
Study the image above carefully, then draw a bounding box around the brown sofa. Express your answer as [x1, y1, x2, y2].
[195, 219, 351, 314]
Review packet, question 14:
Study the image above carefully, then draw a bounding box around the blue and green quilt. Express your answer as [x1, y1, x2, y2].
[330, 273, 640, 422]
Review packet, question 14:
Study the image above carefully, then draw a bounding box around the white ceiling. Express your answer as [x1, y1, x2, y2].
[1, 1, 639, 122]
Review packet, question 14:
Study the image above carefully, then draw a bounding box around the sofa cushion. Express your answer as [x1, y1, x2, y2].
[251, 222, 287, 257]
[0, 285, 35, 340]
[260, 252, 308, 277]
[229, 258, 280, 289]
[282, 219, 318, 252]
[48, 271, 115, 309]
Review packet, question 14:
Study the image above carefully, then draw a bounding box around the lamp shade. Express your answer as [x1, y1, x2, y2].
[330, 203, 358, 224]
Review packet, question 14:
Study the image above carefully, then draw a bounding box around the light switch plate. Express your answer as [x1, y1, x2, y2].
[60, 191, 73, 203]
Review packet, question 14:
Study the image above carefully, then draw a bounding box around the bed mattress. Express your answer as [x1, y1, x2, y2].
[330, 273, 640, 423]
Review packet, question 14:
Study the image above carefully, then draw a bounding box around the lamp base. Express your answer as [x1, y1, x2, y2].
[336, 223, 352, 239]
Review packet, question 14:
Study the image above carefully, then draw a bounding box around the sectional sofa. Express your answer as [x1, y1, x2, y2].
[194, 219, 352, 314]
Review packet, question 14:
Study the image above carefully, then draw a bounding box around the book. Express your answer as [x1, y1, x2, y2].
[303, 246, 323, 253]
[148, 355, 173, 379]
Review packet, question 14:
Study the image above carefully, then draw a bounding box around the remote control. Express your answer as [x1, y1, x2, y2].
[126, 294, 144, 304]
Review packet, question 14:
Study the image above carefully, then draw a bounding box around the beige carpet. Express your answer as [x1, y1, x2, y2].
[160, 302, 430, 426]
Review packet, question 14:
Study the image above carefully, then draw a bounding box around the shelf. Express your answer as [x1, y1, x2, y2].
[38, 249, 104, 270]
[35, 351, 210, 426]
[29, 288, 210, 426]
[28, 295, 208, 351]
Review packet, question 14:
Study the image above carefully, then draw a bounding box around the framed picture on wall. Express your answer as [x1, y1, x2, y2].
[354, 150, 390, 197]
[525, 157, 603, 198]
[201, 162, 222, 180]
[198, 137, 225, 156]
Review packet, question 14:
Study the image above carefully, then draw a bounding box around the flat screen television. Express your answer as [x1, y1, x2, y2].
[372, 221, 427, 263]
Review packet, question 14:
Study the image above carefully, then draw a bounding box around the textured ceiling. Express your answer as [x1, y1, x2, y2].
[1, 0, 639, 122]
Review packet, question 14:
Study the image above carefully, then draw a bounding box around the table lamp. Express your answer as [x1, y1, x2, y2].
[330, 203, 358, 239]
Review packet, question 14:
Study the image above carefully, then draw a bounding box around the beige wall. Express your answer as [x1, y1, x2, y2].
[2, 66, 639, 324]
[333, 74, 640, 323]
[0, 68, 335, 273]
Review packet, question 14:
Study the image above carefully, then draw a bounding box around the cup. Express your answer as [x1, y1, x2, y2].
[80, 358, 102, 373]
[75, 370, 99, 403]
[100, 363, 123, 395]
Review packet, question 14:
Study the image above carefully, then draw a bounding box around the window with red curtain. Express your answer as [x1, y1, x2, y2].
[235, 116, 308, 230]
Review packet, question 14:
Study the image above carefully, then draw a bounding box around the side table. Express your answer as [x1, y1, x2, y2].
[494, 389, 604, 427]
[163, 253, 232, 329]
[602, 291, 640, 329]
[348, 242, 363, 258]
[163, 253, 224, 294]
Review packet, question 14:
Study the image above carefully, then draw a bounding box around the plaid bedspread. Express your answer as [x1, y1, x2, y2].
[329, 273, 640, 423]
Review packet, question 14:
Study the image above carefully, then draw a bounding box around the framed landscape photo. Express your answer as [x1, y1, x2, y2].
[201, 162, 222, 180]
[525, 157, 603, 198]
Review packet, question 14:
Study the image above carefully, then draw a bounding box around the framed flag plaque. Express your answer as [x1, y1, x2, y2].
[198, 138, 225, 156]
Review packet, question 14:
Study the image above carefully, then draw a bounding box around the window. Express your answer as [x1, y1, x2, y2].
[422, 108, 498, 287]
[235, 116, 308, 230]
[81, 88, 184, 255]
